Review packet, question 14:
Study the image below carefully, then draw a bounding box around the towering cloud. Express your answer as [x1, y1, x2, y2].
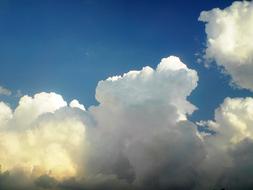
[2, 54, 253, 190]
[95, 56, 198, 120]
[0, 56, 207, 190]
[199, 1, 253, 91]
[87, 56, 203, 189]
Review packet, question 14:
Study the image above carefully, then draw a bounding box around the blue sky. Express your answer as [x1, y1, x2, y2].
[0, 0, 251, 122]
[2, 1, 253, 189]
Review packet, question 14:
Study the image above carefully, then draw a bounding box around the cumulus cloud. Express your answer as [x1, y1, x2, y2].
[0, 92, 87, 182]
[211, 97, 253, 144]
[198, 3, 253, 188]
[12, 92, 68, 128]
[0, 56, 206, 190]
[0, 102, 12, 128]
[2, 55, 253, 189]
[199, 1, 253, 91]
[0, 86, 11, 96]
[196, 97, 253, 190]
[86, 56, 204, 190]
[95, 56, 198, 121]
[69, 99, 86, 111]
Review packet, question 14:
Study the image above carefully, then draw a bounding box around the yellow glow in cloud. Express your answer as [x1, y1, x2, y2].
[0, 93, 86, 180]
[204, 97, 253, 144]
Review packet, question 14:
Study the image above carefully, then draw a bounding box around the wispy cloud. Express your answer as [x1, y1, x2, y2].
[0, 86, 11, 96]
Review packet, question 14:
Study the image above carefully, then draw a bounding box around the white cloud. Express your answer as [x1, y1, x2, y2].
[70, 99, 86, 111]
[204, 97, 253, 144]
[198, 4, 253, 187]
[86, 56, 204, 189]
[95, 56, 198, 121]
[199, 1, 253, 91]
[13, 92, 67, 128]
[197, 97, 253, 189]
[0, 92, 86, 180]
[0, 102, 12, 128]
[2, 55, 253, 189]
[0, 56, 205, 190]
[0, 86, 11, 96]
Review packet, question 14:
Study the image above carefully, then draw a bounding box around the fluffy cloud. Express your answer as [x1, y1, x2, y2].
[12, 92, 67, 128]
[0, 86, 11, 96]
[69, 99, 86, 111]
[197, 97, 253, 190]
[95, 56, 198, 121]
[199, 1, 253, 91]
[0, 92, 86, 181]
[198, 3, 253, 187]
[85, 56, 205, 190]
[211, 97, 253, 144]
[0, 102, 12, 128]
[198, 97, 253, 153]
[0, 56, 206, 190]
[2, 55, 253, 190]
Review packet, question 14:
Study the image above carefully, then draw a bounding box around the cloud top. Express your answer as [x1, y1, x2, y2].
[96, 56, 198, 121]
[199, 1, 253, 90]
[0, 92, 86, 180]
[1, 54, 253, 189]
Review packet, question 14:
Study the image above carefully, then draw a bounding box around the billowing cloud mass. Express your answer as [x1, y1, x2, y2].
[199, 1, 253, 91]
[0, 93, 87, 182]
[197, 97, 253, 190]
[87, 56, 203, 190]
[198, 3, 253, 188]
[1, 55, 253, 190]
[95, 56, 198, 120]
[0, 86, 11, 96]
[212, 97, 253, 144]
[0, 56, 205, 190]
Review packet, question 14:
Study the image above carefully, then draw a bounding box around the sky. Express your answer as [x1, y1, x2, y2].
[1, 0, 252, 122]
[1, 1, 253, 190]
